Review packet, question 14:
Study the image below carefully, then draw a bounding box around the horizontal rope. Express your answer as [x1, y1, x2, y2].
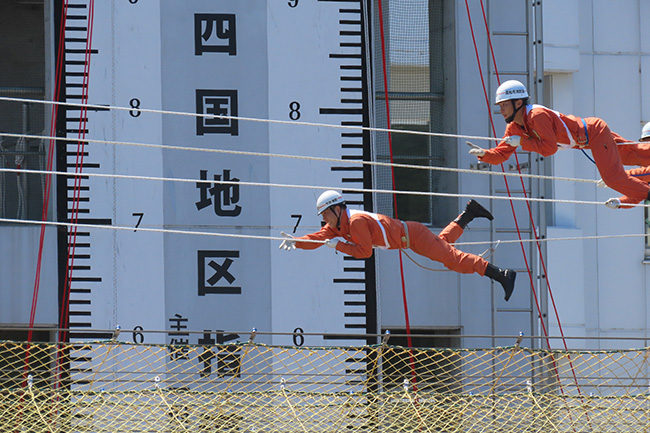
[0, 165, 635, 208]
[453, 231, 650, 247]
[3, 213, 648, 250]
[0, 131, 599, 185]
[2, 326, 649, 342]
[1, 95, 646, 146]
[0, 96, 503, 143]
[0, 216, 325, 245]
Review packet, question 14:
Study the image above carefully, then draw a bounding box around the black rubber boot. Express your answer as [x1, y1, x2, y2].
[484, 263, 516, 302]
[454, 200, 494, 229]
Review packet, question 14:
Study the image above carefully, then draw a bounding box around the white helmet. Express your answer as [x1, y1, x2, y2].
[316, 190, 345, 215]
[495, 80, 529, 104]
[641, 121, 650, 141]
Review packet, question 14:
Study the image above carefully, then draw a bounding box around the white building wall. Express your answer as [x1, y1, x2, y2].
[544, 0, 650, 348]
[4, 0, 650, 350]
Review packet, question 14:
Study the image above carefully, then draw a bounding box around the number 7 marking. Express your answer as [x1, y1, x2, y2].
[291, 214, 302, 233]
[133, 212, 144, 232]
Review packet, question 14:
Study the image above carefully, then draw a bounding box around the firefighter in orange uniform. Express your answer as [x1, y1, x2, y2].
[467, 80, 650, 207]
[279, 190, 516, 301]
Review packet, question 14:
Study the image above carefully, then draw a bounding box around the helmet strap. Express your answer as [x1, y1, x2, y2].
[335, 206, 342, 228]
[505, 100, 524, 124]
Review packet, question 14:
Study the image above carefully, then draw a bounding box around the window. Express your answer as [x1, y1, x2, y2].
[374, 0, 457, 226]
[0, 1, 47, 222]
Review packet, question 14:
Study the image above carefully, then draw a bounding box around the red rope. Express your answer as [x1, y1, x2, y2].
[376, 0, 412, 348]
[464, 0, 542, 344]
[22, 6, 71, 428]
[27, 1, 70, 344]
[466, 0, 564, 390]
[376, 0, 419, 395]
[465, 0, 556, 359]
[59, 0, 95, 344]
[476, 2, 588, 423]
[466, 1, 587, 427]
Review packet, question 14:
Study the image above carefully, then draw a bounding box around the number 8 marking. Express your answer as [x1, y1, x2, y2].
[289, 101, 301, 120]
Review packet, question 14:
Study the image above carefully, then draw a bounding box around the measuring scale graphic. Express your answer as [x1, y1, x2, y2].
[57, 0, 376, 391]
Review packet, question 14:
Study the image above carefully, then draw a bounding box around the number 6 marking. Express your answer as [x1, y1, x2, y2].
[292, 327, 304, 346]
[133, 326, 144, 344]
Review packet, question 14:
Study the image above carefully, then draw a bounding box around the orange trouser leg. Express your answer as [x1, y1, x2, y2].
[627, 166, 650, 183]
[406, 221, 488, 275]
[588, 119, 650, 203]
[618, 142, 650, 167]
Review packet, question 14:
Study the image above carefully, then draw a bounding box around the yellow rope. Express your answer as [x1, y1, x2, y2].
[154, 378, 189, 432]
[280, 380, 309, 433]
[529, 392, 561, 433]
[488, 345, 520, 395]
[403, 387, 434, 433]
[26, 379, 50, 430]
[2, 341, 650, 432]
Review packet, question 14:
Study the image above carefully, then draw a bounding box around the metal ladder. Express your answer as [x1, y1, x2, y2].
[485, 0, 548, 349]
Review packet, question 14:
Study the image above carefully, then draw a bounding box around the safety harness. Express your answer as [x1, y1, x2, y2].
[529, 104, 589, 149]
[348, 209, 410, 250]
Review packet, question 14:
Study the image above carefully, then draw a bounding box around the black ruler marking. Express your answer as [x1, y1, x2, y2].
[319, 1, 379, 394]
[55, 5, 113, 389]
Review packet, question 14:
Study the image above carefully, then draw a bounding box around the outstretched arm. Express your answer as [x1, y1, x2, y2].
[478, 140, 518, 165]
[294, 225, 338, 250]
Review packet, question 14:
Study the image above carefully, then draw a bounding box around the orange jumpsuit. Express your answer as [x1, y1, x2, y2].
[479, 105, 650, 204]
[612, 165, 650, 206]
[295, 209, 488, 275]
[611, 136, 650, 205]
[616, 135, 650, 167]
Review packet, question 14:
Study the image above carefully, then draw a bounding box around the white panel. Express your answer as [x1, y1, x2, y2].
[543, 0, 580, 47]
[593, 0, 639, 53]
[577, 0, 594, 52]
[543, 0, 580, 72]
[549, 74, 578, 227]
[544, 46, 581, 73]
[76, 0, 167, 341]
[159, 0, 271, 349]
[552, 151, 578, 227]
[596, 216, 646, 331]
[546, 227, 585, 329]
[110, 1, 166, 343]
[268, 0, 369, 347]
[642, 1, 650, 53]
[572, 55, 595, 115]
[549, 74, 575, 114]
[377, 250, 461, 328]
[593, 55, 640, 137]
